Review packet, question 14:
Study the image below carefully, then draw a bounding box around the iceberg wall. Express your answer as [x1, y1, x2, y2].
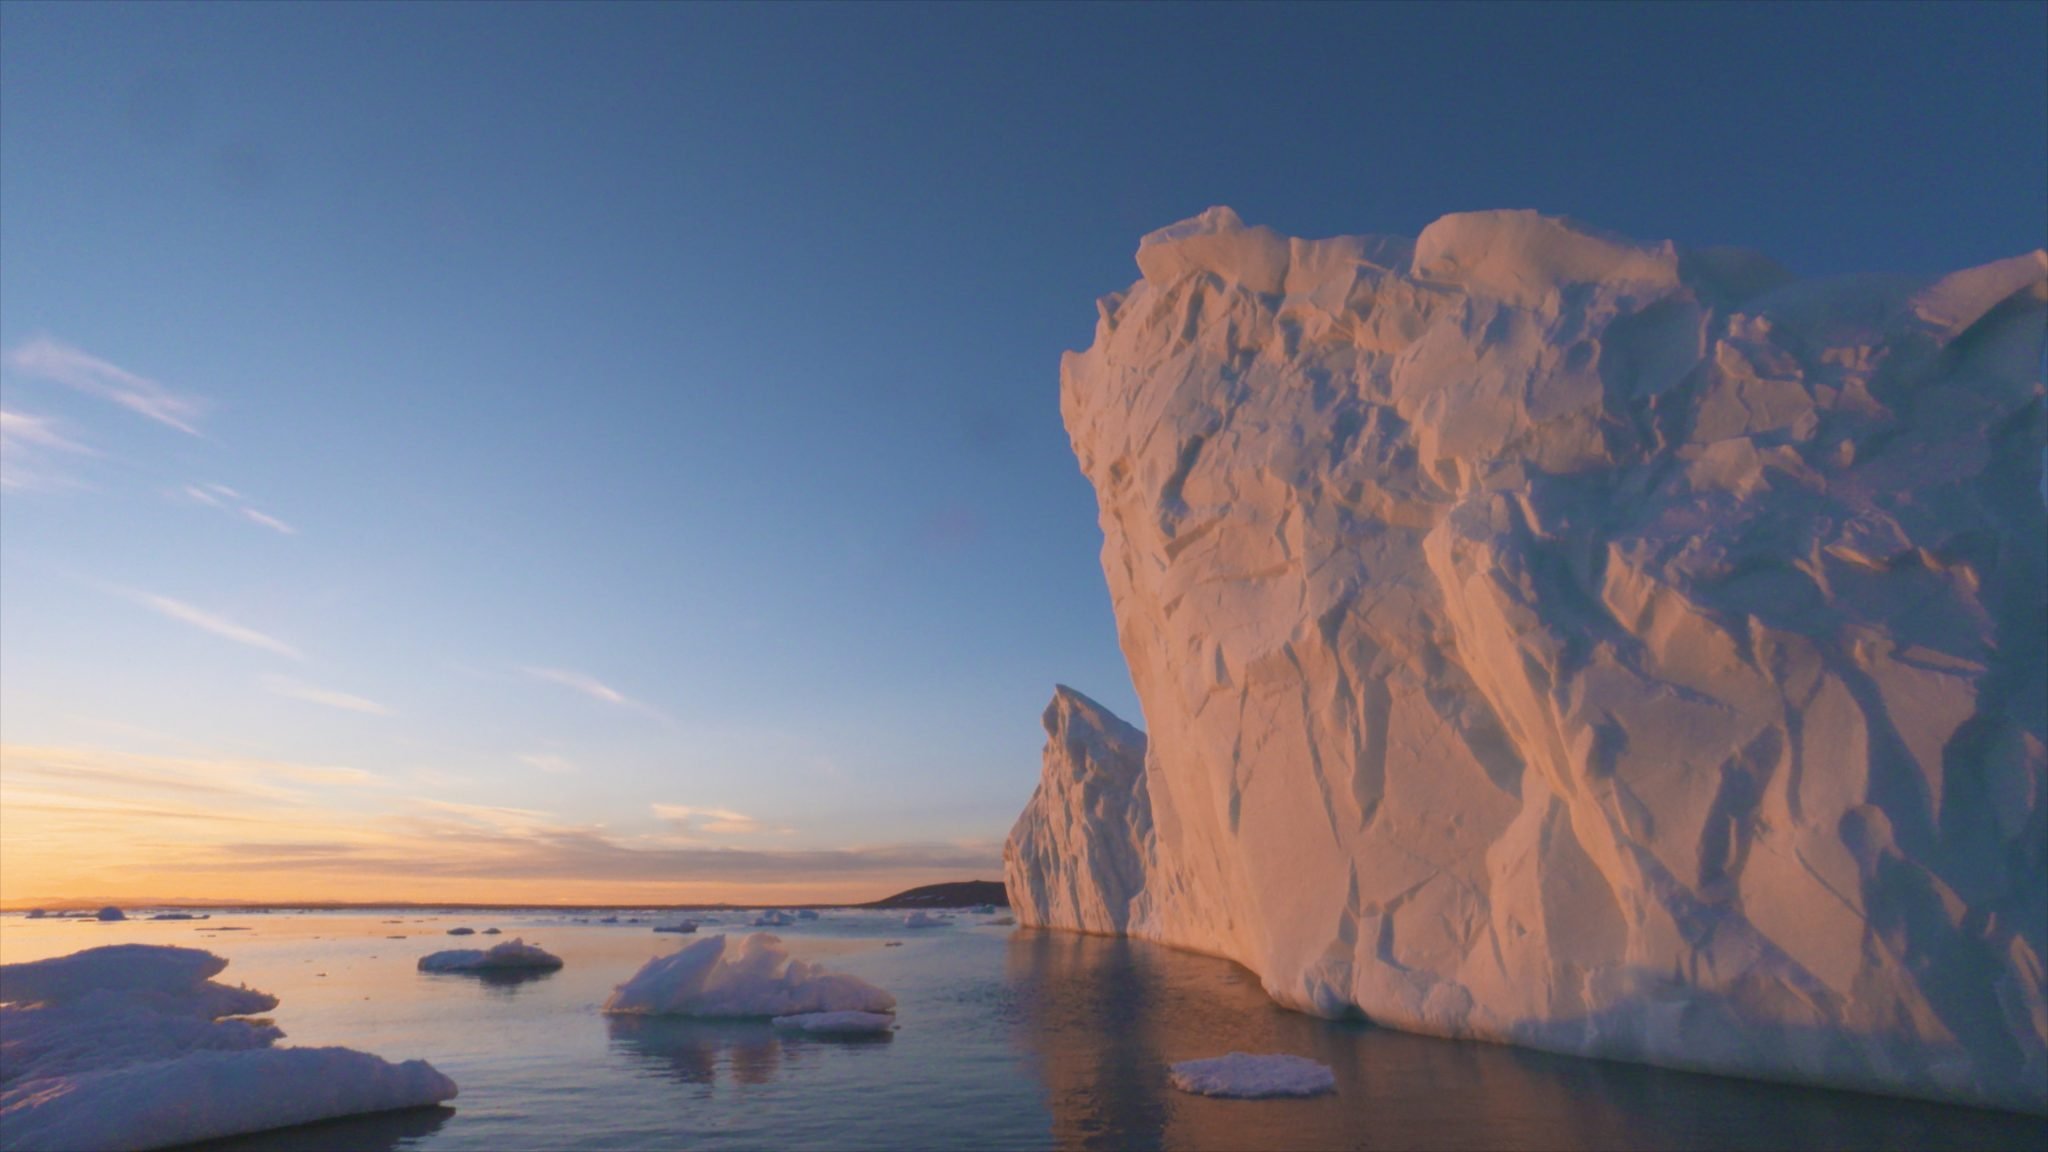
[1006, 207, 2048, 1112]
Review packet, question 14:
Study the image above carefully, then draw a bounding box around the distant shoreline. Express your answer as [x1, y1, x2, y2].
[2, 879, 1010, 915]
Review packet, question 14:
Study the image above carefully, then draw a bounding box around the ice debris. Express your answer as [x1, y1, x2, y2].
[0, 945, 454, 1151]
[602, 933, 894, 1018]
[416, 938, 563, 973]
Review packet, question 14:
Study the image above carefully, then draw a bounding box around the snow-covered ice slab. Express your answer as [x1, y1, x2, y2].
[0, 945, 455, 1152]
[771, 1011, 895, 1034]
[902, 911, 946, 928]
[602, 933, 894, 1018]
[1168, 1053, 1336, 1099]
[417, 938, 563, 973]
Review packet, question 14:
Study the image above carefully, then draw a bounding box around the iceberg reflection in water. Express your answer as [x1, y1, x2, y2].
[1005, 930, 2048, 1152]
[607, 1016, 892, 1088]
[5, 912, 2038, 1151]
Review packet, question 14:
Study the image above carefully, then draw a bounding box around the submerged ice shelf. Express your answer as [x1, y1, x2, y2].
[1006, 207, 2048, 1113]
[1168, 1053, 1337, 1099]
[0, 945, 455, 1152]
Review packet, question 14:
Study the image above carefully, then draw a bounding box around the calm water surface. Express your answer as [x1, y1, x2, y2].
[4, 911, 2042, 1151]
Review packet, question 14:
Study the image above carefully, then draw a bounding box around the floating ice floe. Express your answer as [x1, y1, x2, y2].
[902, 911, 947, 928]
[416, 939, 563, 973]
[750, 910, 795, 928]
[481, 928, 501, 935]
[795, 910, 820, 921]
[445, 927, 475, 936]
[602, 933, 894, 1018]
[0, 945, 455, 1152]
[1167, 1053, 1336, 1099]
[771, 1011, 895, 1035]
[92, 908, 124, 923]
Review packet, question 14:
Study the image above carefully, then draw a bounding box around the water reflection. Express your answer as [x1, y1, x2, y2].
[606, 1016, 893, 1089]
[1006, 930, 2048, 1152]
[416, 968, 559, 998]
[180, 1105, 453, 1151]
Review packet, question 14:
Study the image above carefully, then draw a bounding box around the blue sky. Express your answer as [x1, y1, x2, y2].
[2, 2, 2042, 903]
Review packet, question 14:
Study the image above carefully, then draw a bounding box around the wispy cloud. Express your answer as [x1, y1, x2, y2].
[262, 675, 387, 715]
[1, 743, 1002, 905]
[5, 337, 205, 435]
[179, 483, 297, 535]
[129, 592, 301, 660]
[0, 409, 96, 491]
[521, 666, 667, 722]
[652, 802, 778, 835]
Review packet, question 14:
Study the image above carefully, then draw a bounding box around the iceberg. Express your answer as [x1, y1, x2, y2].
[91, 908, 123, 923]
[0, 945, 455, 1151]
[751, 910, 796, 927]
[1168, 1053, 1336, 1099]
[416, 938, 563, 973]
[1009, 208, 2048, 1113]
[445, 927, 475, 936]
[902, 911, 947, 929]
[602, 933, 895, 1018]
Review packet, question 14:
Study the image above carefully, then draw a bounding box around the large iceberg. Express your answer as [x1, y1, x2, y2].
[0, 945, 456, 1151]
[1006, 208, 2048, 1113]
[602, 933, 895, 1018]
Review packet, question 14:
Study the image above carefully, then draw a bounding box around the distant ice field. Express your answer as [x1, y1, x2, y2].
[3, 911, 2041, 1151]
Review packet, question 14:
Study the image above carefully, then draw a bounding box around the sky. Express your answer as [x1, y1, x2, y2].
[2, 2, 2043, 906]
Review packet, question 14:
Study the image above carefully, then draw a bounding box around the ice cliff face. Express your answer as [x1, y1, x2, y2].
[1004, 686, 1152, 935]
[1006, 207, 2048, 1112]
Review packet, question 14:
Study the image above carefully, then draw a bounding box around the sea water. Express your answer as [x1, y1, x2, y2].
[3, 911, 2042, 1151]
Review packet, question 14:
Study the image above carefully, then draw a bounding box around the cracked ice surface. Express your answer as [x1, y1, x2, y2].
[1007, 207, 2048, 1113]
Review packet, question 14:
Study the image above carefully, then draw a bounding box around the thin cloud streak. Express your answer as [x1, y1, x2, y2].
[652, 802, 785, 836]
[130, 591, 301, 660]
[0, 408, 95, 490]
[180, 483, 297, 535]
[262, 675, 388, 715]
[5, 337, 205, 435]
[521, 666, 669, 723]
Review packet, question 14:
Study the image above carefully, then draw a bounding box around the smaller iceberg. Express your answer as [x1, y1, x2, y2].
[1167, 1053, 1336, 1099]
[902, 911, 947, 928]
[795, 909, 819, 921]
[771, 1011, 894, 1035]
[445, 927, 475, 936]
[93, 907, 125, 922]
[603, 933, 894, 1018]
[750, 910, 795, 927]
[417, 939, 563, 973]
